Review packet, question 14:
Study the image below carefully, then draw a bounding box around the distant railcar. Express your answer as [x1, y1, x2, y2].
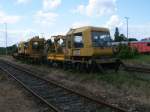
[129, 41, 150, 54]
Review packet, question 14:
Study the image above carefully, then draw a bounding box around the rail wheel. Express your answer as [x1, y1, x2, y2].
[48, 60, 53, 67]
[97, 64, 105, 73]
[80, 63, 87, 73]
[63, 61, 69, 70]
[114, 59, 122, 72]
[89, 61, 104, 73]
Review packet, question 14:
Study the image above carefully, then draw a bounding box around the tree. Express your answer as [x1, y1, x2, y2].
[128, 38, 138, 42]
[114, 27, 128, 42]
[114, 27, 120, 42]
[120, 34, 128, 41]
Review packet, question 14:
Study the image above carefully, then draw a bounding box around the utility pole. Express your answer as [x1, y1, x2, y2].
[4, 23, 8, 56]
[41, 33, 44, 38]
[125, 17, 129, 39]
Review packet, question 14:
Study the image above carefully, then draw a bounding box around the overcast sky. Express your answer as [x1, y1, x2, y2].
[0, 0, 150, 47]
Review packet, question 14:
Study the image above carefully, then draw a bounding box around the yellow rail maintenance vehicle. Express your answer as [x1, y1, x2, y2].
[47, 35, 66, 62]
[47, 26, 120, 72]
[25, 36, 45, 61]
[14, 36, 45, 62]
[18, 41, 26, 56]
[12, 41, 26, 59]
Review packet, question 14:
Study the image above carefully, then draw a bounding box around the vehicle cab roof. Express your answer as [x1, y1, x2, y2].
[66, 26, 109, 35]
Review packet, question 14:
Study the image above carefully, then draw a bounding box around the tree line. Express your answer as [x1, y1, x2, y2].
[0, 44, 17, 55]
[114, 27, 137, 42]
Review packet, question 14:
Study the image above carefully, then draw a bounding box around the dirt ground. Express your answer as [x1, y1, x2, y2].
[0, 69, 52, 112]
[1, 56, 150, 112]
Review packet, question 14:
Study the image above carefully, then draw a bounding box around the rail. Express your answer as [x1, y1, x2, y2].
[0, 60, 127, 112]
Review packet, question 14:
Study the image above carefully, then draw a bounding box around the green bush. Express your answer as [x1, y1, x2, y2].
[116, 44, 139, 59]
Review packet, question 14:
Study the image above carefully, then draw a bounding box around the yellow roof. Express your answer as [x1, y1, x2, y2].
[30, 37, 45, 42]
[67, 26, 109, 35]
[18, 41, 25, 45]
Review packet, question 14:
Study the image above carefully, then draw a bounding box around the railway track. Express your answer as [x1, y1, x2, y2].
[123, 64, 150, 73]
[0, 60, 127, 112]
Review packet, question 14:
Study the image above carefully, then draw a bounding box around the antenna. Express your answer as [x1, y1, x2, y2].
[125, 17, 129, 39]
[5, 23, 8, 56]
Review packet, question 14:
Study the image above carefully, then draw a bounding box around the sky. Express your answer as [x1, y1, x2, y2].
[0, 0, 150, 47]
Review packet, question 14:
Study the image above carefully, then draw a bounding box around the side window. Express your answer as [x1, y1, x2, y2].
[58, 39, 64, 47]
[147, 43, 150, 46]
[74, 33, 84, 48]
[24, 42, 28, 49]
[32, 42, 39, 49]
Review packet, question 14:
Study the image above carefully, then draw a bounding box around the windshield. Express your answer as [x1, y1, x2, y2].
[92, 31, 112, 47]
[32, 41, 44, 49]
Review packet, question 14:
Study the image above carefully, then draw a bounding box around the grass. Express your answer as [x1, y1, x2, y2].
[99, 72, 150, 89]
[0, 71, 7, 81]
[67, 70, 150, 91]
[124, 54, 150, 64]
[10, 57, 150, 91]
[12, 57, 150, 99]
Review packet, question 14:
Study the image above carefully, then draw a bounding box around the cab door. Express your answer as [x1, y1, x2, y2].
[72, 32, 84, 56]
[65, 35, 73, 58]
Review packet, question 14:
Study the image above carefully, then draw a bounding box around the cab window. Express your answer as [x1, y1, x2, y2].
[147, 43, 150, 46]
[32, 41, 44, 49]
[24, 42, 28, 49]
[92, 31, 112, 47]
[74, 33, 84, 48]
[32, 42, 39, 49]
